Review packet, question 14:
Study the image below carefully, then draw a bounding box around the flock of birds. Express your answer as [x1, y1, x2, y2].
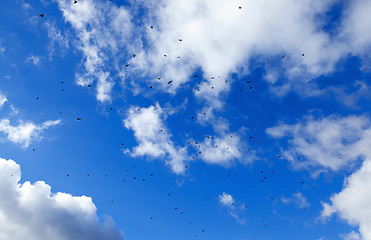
[27, 2, 311, 238]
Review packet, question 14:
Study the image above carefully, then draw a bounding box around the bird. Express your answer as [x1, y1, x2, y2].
[239, 6, 242, 9]
[179, 39, 182, 41]
[88, 85, 91, 87]
[36, 97, 39, 100]
[168, 81, 173, 84]
[302, 53, 304, 56]
[150, 26, 153, 29]
[133, 54, 136, 57]
[40, 14, 44, 17]
[67, 174, 69, 177]
[74, 0, 78, 3]
[282, 56, 285, 58]
[150, 86, 152, 88]
[278, 155, 282, 158]
[33, 149, 35, 151]
[125, 64, 129, 67]
[77, 117, 82, 120]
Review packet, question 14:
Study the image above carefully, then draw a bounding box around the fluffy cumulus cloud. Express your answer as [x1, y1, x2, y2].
[195, 133, 245, 166]
[321, 158, 371, 240]
[0, 119, 61, 147]
[123, 104, 189, 174]
[266, 115, 371, 172]
[0, 157, 124, 240]
[138, 0, 344, 98]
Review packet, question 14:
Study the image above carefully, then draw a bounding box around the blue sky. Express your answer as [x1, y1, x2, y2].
[1, 0, 371, 239]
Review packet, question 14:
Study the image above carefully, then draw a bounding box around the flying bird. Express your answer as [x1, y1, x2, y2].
[40, 14, 44, 17]
[77, 117, 82, 120]
[74, 0, 78, 3]
[168, 80, 173, 84]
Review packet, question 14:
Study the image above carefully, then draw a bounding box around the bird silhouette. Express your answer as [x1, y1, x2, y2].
[168, 81, 173, 84]
[77, 117, 82, 120]
[74, 0, 78, 3]
[40, 14, 44, 17]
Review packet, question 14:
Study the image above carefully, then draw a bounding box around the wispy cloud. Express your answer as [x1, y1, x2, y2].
[218, 192, 247, 223]
[281, 192, 310, 209]
[0, 119, 61, 148]
[25, 55, 40, 65]
[266, 115, 371, 173]
[0, 93, 7, 108]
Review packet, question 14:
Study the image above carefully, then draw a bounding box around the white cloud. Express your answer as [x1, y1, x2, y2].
[137, 0, 345, 99]
[266, 115, 371, 173]
[44, 21, 70, 58]
[25, 55, 40, 65]
[0, 93, 7, 108]
[219, 192, 234, 207]
[54, 0, 133, 102]
[218, 192, 246, 223]
[50, 0, 371, 110]
[0, 119, 61, 147]
[321, 158, 371, 240]
[123, 104, 189, 174]
[195, 133, 243, 166]
[340, 0, 371, 62]
[281, 192, 310, 209]
[342, 231, 361, 240]
[0, 157, 124, 240]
